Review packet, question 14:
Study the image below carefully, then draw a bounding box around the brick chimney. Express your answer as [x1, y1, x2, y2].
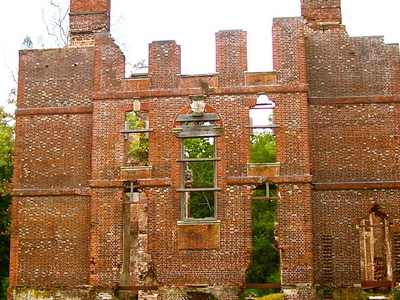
[69, 0, 111, 37]
[301, 0, 342, 29]
[216, 30, 248, 86]
[148, 40, 181, 89]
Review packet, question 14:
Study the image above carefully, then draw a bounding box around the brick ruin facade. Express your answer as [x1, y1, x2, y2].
[9, 0, 400, 299]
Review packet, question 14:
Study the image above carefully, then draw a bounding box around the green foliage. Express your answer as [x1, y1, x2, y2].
[126, 111, 146, 130]
[0, 107, 14, 300]
[393, 289, 400, 300]
[127, 134, 149, 165]
[256, 293, 284, 300]
[247, 132, 280, 289]
[246, 194, 279, 284]
[183, 138, 215, 218]
[0, 277, 8, 300]
[126, 112, 149, 165]
[250, 133, 276, 163]
[22, 36, 33, 49]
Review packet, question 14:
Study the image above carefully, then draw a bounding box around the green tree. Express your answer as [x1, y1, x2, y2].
[126, 111, 149, 165]
[250, 133, 276, 163]
[0, 107, 14, 300]
[246, 194, 279, 285]
[21, 36, 33, 50]
[183, 138, 215, 218]
[246, 132, 279, 293]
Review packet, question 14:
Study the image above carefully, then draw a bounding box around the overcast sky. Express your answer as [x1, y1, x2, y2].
[1, 0, 399, 112]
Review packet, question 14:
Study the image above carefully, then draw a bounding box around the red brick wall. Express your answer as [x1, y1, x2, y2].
[309, 102, 400, 183]
[143, 94, 253, 285]
[70, 0, 111, 34]
[13, 114, 92, 189]
[301, 0, 341, 26]
[305, 32, 400, 98]
[10, 196, 90, 287]
[71, 0, 110, 13]
[302, 0, 400, 294]
[89, 188, 124, 286]
[312, 189, 400, 285]
[10, 0, 400, 299]
[17, 48, 95, 109]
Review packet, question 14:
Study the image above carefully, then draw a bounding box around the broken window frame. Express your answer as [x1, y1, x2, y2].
[247, 94, 278, 136]
[177, 137, 220, 220]
[174, 96, 222, 221]
[121, 107, 153, 166]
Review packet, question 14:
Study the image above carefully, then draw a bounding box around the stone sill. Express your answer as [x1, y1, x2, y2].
[121, 166, 152, 180]
[247, 162, 280, 177]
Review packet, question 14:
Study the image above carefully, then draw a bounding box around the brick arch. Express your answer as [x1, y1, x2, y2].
[173, 104, 223, 127]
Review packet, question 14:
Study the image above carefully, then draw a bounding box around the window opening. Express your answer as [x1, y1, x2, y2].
[249, 95, 277, 164]
[122, 105, 152, 166]
[174, 95, 222, 221]
[246, 96, 280, 288]
[246, 182, 280, 286]
[248, 94, 277, 136]
[180, 137, 217, 219]
[121, 181, 140, 285]
[359, 205, 392, 282]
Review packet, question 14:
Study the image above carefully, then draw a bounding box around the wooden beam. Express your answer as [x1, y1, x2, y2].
[361, 281, 392, 289]
[245, 283, 282, 289]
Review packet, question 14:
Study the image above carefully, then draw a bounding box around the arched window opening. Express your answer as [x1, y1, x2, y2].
[174, 95, 222, 221]
[249, 94, 277, 137]
[249, 95, 277, 164]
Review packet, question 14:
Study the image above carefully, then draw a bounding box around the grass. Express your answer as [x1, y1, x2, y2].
[256, 294, 284, 300]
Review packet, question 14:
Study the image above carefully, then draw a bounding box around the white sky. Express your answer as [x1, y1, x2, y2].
[1, 0, 400, 112]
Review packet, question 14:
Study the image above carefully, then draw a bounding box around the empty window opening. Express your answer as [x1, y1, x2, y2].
[359, 205, 392, 282]
[123, 109, 150, 166]
[249, 95, 277, 164]
[249, 94, 277, 136]
[246, 96, 280, 286]
[121, 181, 140, 285]
[247, 182, 280, 285]
[181, 137, 217, 219]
